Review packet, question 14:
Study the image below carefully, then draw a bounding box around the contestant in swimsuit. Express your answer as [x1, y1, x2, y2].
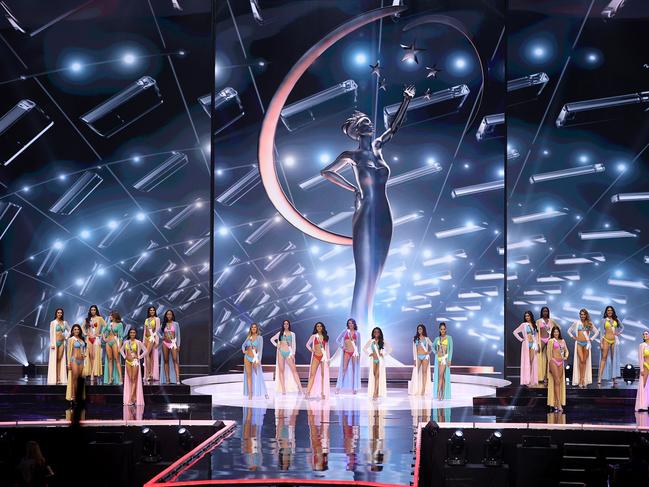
[536, 306, 559, 385]
[241, 323, 268, 399]
[335, 318, 361, 394]
[597, 305, 624, 386]
[432, 323, 453, 400]
[409, 324, 433, 396]
[546, 326, 569, 412]
[82, 305, 104, 384]
[143, 306, 160, 383]
[160, 309, 181, 384]
[512, 311, 540, 386]
[120, 328, 146, 406]
[635, 330, 649, 411]
[567, 309, 599, 388]
[269, 320, 303, 395]
[363, 327, 392, 399]
[65, 324, 86, 403]
[305, 322, 331, 399]
[48, 308, 69, 385]
[102, 310, 124, 385]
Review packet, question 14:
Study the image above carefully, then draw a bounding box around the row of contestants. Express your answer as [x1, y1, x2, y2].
[48, 306, 182, 387]
[513, 305, 649, 412]
[241, 319, 454, 401]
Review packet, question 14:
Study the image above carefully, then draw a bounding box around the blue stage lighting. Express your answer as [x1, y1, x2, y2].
[122, 52, 136, 65]
[354, 52, 368, 65]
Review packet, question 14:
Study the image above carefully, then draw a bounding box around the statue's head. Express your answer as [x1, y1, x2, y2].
[342, 111, 373, 140]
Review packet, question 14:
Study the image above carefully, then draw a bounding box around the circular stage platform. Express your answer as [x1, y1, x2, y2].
[188, 374, 505, 411]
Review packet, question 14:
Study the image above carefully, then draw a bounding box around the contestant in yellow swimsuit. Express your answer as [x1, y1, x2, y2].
[597, 305, 624, 386]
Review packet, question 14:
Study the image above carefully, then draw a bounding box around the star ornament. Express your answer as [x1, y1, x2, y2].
[379, 77, 387, 91]
[369, 61, 382, 77]
[425, 65, 442, 79]
[400, 40, 426, 64]
[423, 88, 432, 100]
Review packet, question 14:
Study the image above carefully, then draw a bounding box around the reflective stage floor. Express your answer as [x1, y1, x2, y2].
[2, 378, 648, 486]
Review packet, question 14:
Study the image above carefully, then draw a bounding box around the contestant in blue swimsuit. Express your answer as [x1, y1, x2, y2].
[65, 324, 86, 402]
[48, 308, 70, 385]
[270, 320, 303, 395]
[241, 323, 268, 399]
[409, 324, 434, 396]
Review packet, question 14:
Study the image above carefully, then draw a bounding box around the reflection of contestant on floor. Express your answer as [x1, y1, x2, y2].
[341, 401, 360, 470]
[369, 405, 387, 472]
[308, 401, 329, 471]
[275, 406, 298, 470]
[242, 406, 266, 471]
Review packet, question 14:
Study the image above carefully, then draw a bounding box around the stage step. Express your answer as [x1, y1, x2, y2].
[559, 442, 629, 485]
[0, 383, 211, 405]
[473, 384, 637, 409]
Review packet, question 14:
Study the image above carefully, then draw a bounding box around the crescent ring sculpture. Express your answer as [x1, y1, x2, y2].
[257, 4, 408, 334]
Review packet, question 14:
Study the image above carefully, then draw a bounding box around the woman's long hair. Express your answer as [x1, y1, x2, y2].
[147, 306, 157, 318]
[579, 308, 593, 327]
[313, 322, 329, 343]
[279, 320, 291, 341]
[550, 325, 563, 341]
[247, 322, 259, 341]
[70, 324, 85, 344]
[414, 323, 427, 342]
[24, 441, 45, 466]
[85, 305, 99, 326]
[163, 309, 176, 325]
[371, 327, 384, 350]
[524, 311, 537, 332]
[109, 310, 121, 323]
[603, 305, 618, 322]
[53, 308, 64, 321]
[540, 306, 550, 320]
[438, 322, 447, 336]
[346, 318, 358, 331]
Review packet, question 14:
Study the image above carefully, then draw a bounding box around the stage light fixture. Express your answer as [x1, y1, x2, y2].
[622, 364, 636, 384]
[446, 429, 467, 466]
[423, 421, 440, 438]
[565, 364, 572, 385]
[177, 427, 194, 451]
[140, 427, 161, 463]
[483, 431, 503, 467]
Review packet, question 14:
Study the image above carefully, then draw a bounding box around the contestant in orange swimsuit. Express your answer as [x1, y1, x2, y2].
[335, 318, 361, 394]
[82, 305, 104, 384]
[305, 322, 331, 399]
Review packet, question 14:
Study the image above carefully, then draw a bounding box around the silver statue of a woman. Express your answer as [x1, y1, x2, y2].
[321, 85, 415, 332]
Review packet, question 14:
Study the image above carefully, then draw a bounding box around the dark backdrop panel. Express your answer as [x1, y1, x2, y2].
[212, 0, 505, 372]
[506, 1, 649, 379]
[0, 0, 212, 375]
